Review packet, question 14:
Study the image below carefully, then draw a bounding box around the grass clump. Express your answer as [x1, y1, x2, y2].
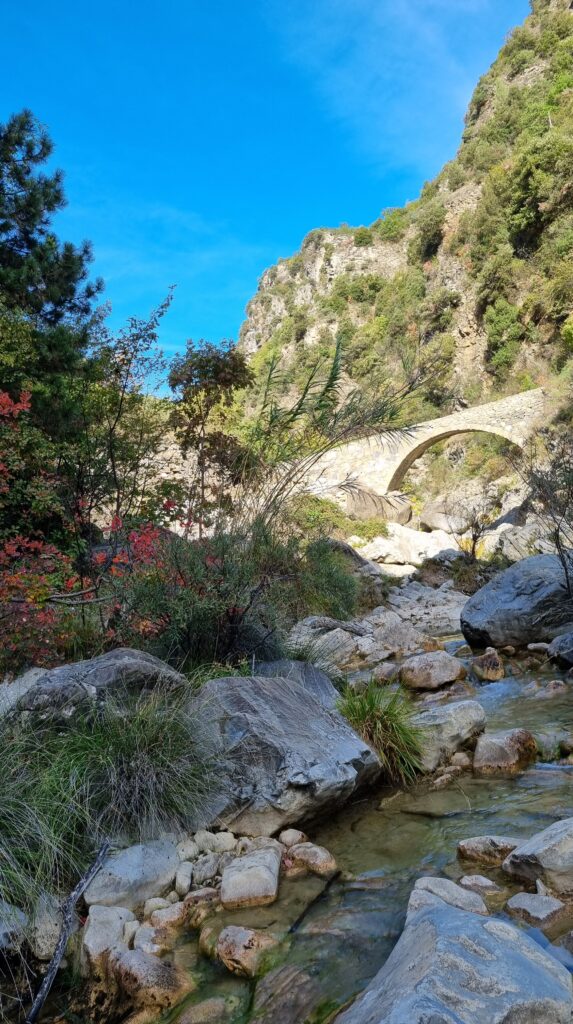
[0, 686, 213, 919]
[337, 683, 422, 785]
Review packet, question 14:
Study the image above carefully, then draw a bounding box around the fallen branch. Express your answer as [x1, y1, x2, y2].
[24, 841, 110, 1024]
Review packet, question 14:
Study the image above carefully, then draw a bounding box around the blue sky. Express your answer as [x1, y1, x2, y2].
[2, 0, 529, 357]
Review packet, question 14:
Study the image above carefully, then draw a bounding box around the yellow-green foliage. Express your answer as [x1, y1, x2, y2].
[289, 493, 388, 542]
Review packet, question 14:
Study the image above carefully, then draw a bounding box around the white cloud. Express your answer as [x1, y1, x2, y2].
[263, 0, 505, 175]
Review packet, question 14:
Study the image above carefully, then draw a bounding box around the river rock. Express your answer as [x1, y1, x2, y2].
[180, 999, 231, 1023]
[83, 840, 178, 911]
[471, 647, 504, 681]
[506, 892, 566, 929]
[143, 897, 170, 917]
[460, 554, 573, 649]
[399, 650, 465, 690]
[459, 875, 503, 895]
[473, 728, 537, 774]
[458, 835, 520, 866]
[251, 963, 323, 1024]
[28, 893, 65, 961]
[177, 837, 200, 861]
[216, 925, 278, 978]
[279, 828, 308, 847]
[386, 579, 466, 636]
[334, 890, 573, 1023]
[287, 843, 337, 877]
[359, 523, 459, 565]
[0, 900, 27, 951]
[193, 852, 220, 885]
[10, 648, 186, 722]
[220, 847, 281, 909]
[108, 946, 194, 1012]
[413, 876, 487, 915]
[548, 632, 573, 668]
[502, 818, 573, 894]
[175, 861, 194, 897]
[193, 674, 380, 835]
[81, 905, 135, 976]
[413, 700, 486, 771]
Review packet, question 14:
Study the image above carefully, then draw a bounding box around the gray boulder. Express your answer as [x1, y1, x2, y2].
[399, 649, 465, 690]
[502, 818, 573, 895]
[413, 876, 487, 915]
[334, 890, 573, 1023]
[0, 900, 27, 951]
[193, 674, 380, 836]
[413, 700, 486, 772]
[473, 728, 537, 774]
[461, 554, 573, 648]
[548, 632, 573, 668]
[10, 648, 186, 722]
[84, 840, 179, 911]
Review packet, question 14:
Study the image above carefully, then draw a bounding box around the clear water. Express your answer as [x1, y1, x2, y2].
[172, 654, 573, 1023]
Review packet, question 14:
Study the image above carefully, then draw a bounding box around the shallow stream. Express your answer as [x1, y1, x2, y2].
[171, 649, 573, 1023]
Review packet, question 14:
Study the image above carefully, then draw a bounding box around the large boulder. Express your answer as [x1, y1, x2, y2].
[413, 700, 486, 771]
[220, 847, 281, 909]
[254, 660, 338, 709]
[386, 579, 466, 636]
[10, 649, 186, 722]
[193, 674, 380, 836]
[548, 632, 573, 668]
[345, 487, 412, 526]
[334, 889, 573, 1023]
[461, 554, 573, 649]
[502, 818, 573, 895]
[473, 728, 537, 775]
[83, 840, 179, 911]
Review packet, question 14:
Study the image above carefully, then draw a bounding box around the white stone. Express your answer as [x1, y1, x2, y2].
[413, 876, 487, 915]
[83, 840, 178, 911]
[176, 837, 200, 861]
[221, 847, 281, 909]
[143, 897, 171, 918]
[81, 905, 135, 975]
[175, 861, 194, 897]
[279, 828, 308, 848]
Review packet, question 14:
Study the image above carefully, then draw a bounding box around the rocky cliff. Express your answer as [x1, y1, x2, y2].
[239, 0, 573, 419]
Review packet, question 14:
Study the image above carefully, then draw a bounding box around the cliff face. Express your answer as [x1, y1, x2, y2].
[239, 0, 573, 418]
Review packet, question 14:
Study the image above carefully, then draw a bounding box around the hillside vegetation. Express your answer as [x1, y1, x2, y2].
[239, 0, 573, 422]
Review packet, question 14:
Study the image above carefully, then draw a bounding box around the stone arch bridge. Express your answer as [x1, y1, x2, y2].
[306, 388, 548, 507]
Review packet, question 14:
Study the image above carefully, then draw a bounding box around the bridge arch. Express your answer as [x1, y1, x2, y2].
[384, 426, 522, 492]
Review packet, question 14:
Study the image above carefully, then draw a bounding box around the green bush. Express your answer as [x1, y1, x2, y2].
[408, 200, 447, 263]
[484, 298, 525, 374]
[372, 207, 409, 241]
[354, 227, 374, 247]
[337, 683, 422, 784]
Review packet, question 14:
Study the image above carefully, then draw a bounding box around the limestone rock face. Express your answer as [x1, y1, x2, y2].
[334, 891, 573, 1023]
[473, 729, 537, 774]
[194, 674, 380, 836]
[502, 818, 573, 894]
[83, 840, 178, 911]
[220, 847, 282, 909]
[461, 555, 573, 649]
[10, 648, 185, 722]
[399, 650, 465, 690]
[413, 699, 486, 771]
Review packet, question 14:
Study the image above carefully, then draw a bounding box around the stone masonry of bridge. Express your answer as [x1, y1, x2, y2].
[306, 388, 548, 501]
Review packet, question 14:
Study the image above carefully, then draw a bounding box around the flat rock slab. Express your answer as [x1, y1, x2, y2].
[458, 835, 521, 866]
[413, 876, 487, 915]
[220, 847, 281, 909]
[84, 840, 178, 911]
[506, 892, 566, 929]
[413, 699, 486, 772]
[473, 728, 537, 774]
[399, 650, 465, 691]
[334, 891, 573, 1023]
[503, 818, 573, 895]
[459, 874, 504, 895]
